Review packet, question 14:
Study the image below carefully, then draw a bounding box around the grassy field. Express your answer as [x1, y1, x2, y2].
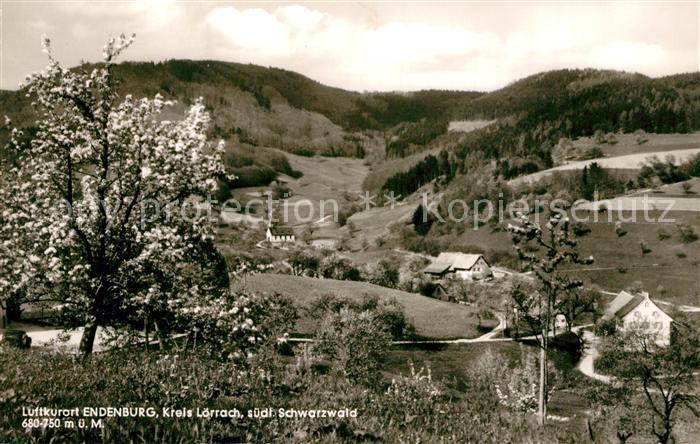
[345, 201, 416, 249]
[234, 273, 497, 339]
[423, 210, 699, 305]
[648, 177, 700, 197]
[565, 210, 700, 305]
[573, 132, 700, 157]
[282, 150, 368, 197]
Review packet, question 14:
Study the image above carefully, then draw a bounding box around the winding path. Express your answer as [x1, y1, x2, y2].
[576, 330, 612, 383]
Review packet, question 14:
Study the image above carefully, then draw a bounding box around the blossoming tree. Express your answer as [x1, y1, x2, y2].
[507, 212, 594, 424]
[0, 35, 230, 354]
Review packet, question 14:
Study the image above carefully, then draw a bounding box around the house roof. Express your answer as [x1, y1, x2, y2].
[602, 290, 672, 321]
[435, 252, 487, 270]
[268, 225, 294, 236]
[423, 262, 452, 274]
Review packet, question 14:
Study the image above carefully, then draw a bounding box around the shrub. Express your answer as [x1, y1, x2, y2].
[640, 240, 652, 255]
[580, 146, 604, 160]
[614, 221, 627, 237]
[416, 280, 441, 298]
[364, 259, 400, 289]
[494, 353, 539, 413]
[288, 147, 315, 157]
[634, 129, 648, 145]
[183, 292, 298, 361]
[573, 223, 592, 237]
[550, 331, 584, 363]
[384, 363, 443, 420]
[288, 249, 320, 277]
[313, 308, 390, 387]
[306, 294, 414, 340]
[677, 224, 698, 243]
[319, 255, 361, 281]
[595, 318, 618, 337]
[657, 229, 671, 241]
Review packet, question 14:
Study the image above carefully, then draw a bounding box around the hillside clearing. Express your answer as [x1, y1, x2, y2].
[510, 147, 700, 186]
[575, 132, 700, 157]
[448, 119, 496, 133]
[234, 273, 497, 339]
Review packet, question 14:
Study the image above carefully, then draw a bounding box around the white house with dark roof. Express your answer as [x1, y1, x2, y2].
[602, 290, 673, 346]
[422, 252, 492, 281]
[266, 224, 296, 244]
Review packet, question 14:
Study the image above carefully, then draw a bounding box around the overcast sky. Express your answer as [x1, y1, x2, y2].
[1, 1, 698, 92]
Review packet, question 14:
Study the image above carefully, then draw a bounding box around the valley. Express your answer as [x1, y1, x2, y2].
[2, 54, 700, 443]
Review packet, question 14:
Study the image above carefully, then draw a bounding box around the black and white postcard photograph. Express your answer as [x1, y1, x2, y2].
[0, 1, 699, 442]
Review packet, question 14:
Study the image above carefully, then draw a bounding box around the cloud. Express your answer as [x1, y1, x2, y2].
[3, 2, 698, 91]
[206, 7, 291, 56]
[590, 41, 667, 72]
[201, 4, 693, 91]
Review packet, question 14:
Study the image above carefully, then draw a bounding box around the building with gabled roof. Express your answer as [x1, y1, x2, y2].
[422, 252, 492, 281]
[602, 290, 674, 346]
[266, 224, 296, 244]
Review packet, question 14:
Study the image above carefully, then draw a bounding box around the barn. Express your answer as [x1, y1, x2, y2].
[422, 252, 492, 281]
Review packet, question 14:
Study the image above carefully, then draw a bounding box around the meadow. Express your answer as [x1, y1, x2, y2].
[234, 273, 498, 339]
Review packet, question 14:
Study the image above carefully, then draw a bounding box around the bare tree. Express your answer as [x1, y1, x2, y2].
[599, 320, 700, 443]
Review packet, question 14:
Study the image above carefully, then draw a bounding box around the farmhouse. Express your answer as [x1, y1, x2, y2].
[266, 224, 296, 244]
[422, 252, 492, 281]
[601, 290, 673, 346]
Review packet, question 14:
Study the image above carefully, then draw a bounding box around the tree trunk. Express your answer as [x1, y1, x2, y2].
[6, 297, 21, 321]
[538, 343, 547, 425]
[79, 321, 99, 355]
[144, 316, 149, 351]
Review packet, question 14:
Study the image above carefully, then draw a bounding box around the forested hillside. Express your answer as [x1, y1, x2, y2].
[2, 62, 698, 196]
[379, 69, 700, 197]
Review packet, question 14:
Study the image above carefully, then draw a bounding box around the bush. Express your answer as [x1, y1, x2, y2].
[550, 331, 584, 363]
[319, 255, 361, 281]
[313, 308, 390, 387]
[306, 294, 414, 340]
[183, 292, 298, 361]
[579, 146, 604, 160]
[677, 224, 698, 243]
[364, 259, 400, 288]
[572, 223, 592, 237]
[595, 318, 618, 337]
[657, 229, 671, 241]
[639, 240, 652, 255]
